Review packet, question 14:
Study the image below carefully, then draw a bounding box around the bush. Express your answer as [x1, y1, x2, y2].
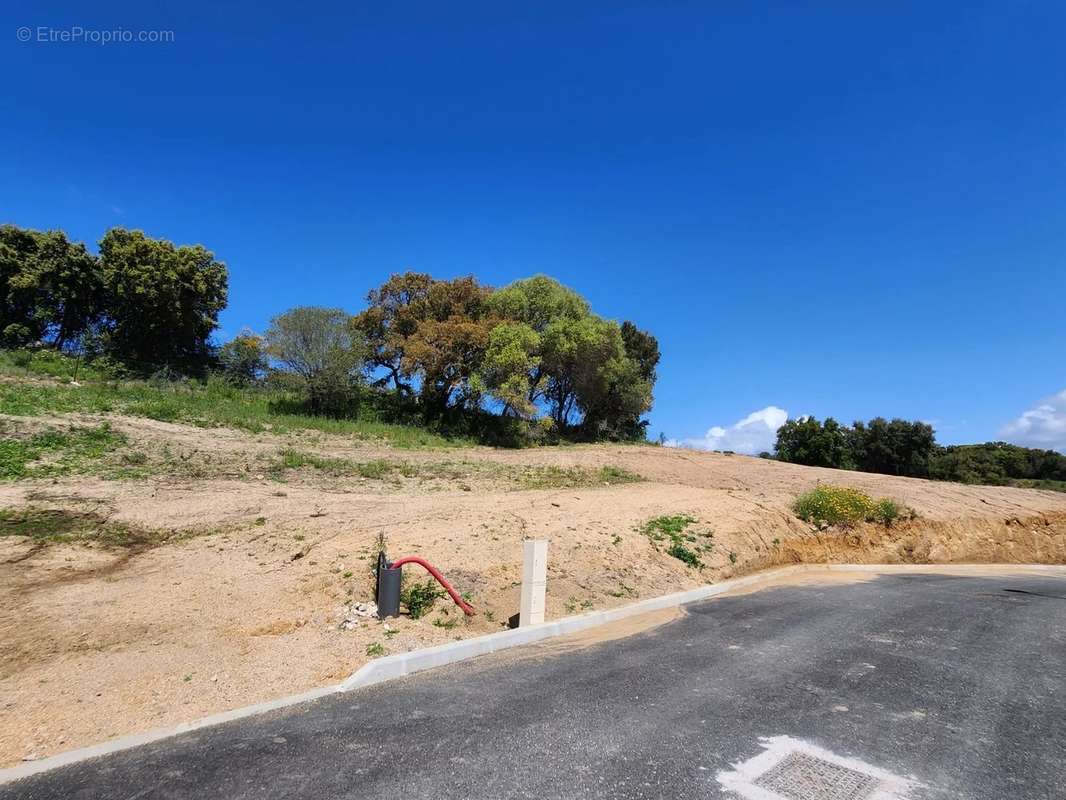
[871, 497, 902, 526]
[666, 542, 702, 567]
[792, 485, 911, 528]
[793, 485, 874, 526]
[401, 578, 444, 619]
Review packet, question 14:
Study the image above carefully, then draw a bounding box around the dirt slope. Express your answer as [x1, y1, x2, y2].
[2, 412, 1065, 766]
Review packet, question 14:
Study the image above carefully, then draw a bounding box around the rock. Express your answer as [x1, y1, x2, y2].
[352, 601, 378, 618]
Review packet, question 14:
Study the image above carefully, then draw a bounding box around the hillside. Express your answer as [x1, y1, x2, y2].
[2, 407, 1066, 766]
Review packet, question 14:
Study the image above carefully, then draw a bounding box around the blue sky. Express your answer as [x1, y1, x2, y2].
[3, 1, 1064, 451]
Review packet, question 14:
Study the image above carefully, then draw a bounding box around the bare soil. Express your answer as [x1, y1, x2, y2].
[2, 412, 1066, 766]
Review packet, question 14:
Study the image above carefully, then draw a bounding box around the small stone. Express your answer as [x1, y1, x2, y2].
[351, 601, 378, 618]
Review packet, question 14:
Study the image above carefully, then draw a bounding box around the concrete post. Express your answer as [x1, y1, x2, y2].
[520, 539, 548, 627]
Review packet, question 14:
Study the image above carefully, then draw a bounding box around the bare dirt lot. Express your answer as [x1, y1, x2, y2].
[2, 412, 1066, 766]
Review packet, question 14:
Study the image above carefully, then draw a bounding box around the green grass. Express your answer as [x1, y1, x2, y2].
[0, 349, 115, 383]
[519, 464, 642, 490]
[0, 506, 219, 549]
[270, 450, 643, 492]
[0, 371, 469, 449]
[0, 423, 127, 480]
[271, 449, 458, 482]
[640, 514, 709, 568]
[274, 449, 390, 477]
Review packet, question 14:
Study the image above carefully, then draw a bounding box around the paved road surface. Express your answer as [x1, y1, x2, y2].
[5, 570, 1065, 799]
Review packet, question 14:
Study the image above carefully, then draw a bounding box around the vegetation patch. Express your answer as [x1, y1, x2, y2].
[0, 423, 127, 480]
[270, 451, 641, 491]
[519, 464, 641, 490]
[401, 578, 445, 619]
[271, 450, 473, 483]
[640, 514, 712, 568]
[0, 373, 467, 449]
[0, 506, 217, 550]
[1005, 478, 1066, 493]
[273, 449, 394, 479]
[792, 484, 914, 528]
[773, 415, 1066, 490]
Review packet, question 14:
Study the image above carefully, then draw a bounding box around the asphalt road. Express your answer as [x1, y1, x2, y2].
[5, 570, 1066, 799]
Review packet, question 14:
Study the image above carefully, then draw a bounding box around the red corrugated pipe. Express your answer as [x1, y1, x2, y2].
[390, 555, 476, 616]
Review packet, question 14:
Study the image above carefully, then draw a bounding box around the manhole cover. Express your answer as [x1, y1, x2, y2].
[754, 751, 881, 800]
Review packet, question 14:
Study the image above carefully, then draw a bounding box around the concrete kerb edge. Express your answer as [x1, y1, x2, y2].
[0, 684, 345, 785]
[4, 561, 1063, 784]
[338, 563, 813, 692]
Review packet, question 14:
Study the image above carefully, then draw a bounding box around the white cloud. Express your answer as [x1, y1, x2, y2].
[999, 389, 1066, 453]
[667, 405, 788, 455]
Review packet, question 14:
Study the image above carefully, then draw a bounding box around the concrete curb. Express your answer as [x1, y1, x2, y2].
[339, 564, 811, 691]
[4, 561, 1064, 784]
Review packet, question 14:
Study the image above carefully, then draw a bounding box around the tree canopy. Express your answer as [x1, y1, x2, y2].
[0, 225, 101, 349]
[774, 416, 852, 469]
[98, 228, 228, 370]
[349, 272, 658, 439]
[480, 276, 655, 435]
[265, 306, 363, 415]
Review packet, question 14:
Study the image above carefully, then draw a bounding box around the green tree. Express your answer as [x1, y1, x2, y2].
[265, 306, 364, 416]
[484, 276, 658, 434]
[581, 321, 660, 440]
[483, 276, 587, 425]
[479, 322, 542, 418]
[774, 416, 851, 468]
[98, 228, 227, 370]
[0, 225, 102, 349]
[850, 418, 935, 478]
[537, 314, 617, 427]
[218, 331, 267, 386]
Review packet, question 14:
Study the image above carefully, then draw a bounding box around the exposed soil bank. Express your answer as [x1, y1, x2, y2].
[2, 413, 1065, 766]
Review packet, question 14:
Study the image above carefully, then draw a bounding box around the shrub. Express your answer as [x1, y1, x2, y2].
[401, 578, 444, 619]
[871, 498, 901, 525]
[792, 485, 910, 528]
[792, 485, 875, 527]
[666, 542, 701, 567]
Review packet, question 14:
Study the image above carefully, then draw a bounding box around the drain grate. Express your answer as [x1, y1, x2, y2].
[754, 751, 881, 800]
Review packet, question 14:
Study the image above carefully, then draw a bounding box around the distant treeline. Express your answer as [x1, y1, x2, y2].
[0, 224, 659, 444]
[770, 416, 1066, 489]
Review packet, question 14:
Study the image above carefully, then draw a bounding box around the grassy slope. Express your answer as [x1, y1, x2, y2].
[0, 352, 469, 449]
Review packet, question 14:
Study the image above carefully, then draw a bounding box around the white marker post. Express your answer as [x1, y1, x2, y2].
[519, 539, 548, 627]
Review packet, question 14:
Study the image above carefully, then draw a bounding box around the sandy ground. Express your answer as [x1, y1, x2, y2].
[2, 412, 1066, 766]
